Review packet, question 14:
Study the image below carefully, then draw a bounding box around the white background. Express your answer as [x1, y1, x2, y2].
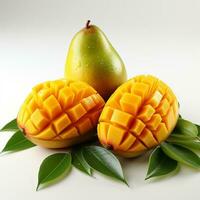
[0, 0, 200, 199]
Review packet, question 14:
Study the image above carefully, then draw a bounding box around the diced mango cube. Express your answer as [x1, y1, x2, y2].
[163, 107, 176, 131]
[107, 125, 126, 149]
[139, 128, 158, 148]
[156, 98, 170, 116]
[58, 87, 74, 110]
[32, 83, 43, 92]
[59, 127, 79, 139]
[22, 110, 30, 125]
[43, 95, 62, 119]
[172, 101, 179, 116]
[30, 109, 49, 130]
[99, 106, 114, 122]
[67, 103, 86, 122]
[148, 90, 163, 108]
[50, 80, 66, 97]
[38, 89, 51, 101]
[165, 88, 175, 104]
[81, 96, 96, 111]
[97, 122, 110, 144]
[25, 119, 38, 135]
[111, 109, 133, 127]
[76, 118, 93, 134]
[157, 80, 167, 95]
[138, 105, 155, 122]
[53, 113, 71, 133]
[120, 93, 141, 116]
[106, 92, 122, 109]
[70, 82, 87, 93]
[130, 119, 145, 136]
[78, 88, 96, 101]
[131, 82, 149, 100]
[153, 123, 168, 142]
[27, 98, 37, 113]
[91, 93, 105, 107]
[129, 140, 147, 153]
[119, 133, 136, 151]
[34, 125, 56, 140]
[146, 114, 162, 130]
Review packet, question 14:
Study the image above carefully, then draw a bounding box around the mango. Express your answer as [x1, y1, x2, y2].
[65, 21, 127, 100]
[17, 79, 105, 148]
[97, 75, 179, 157]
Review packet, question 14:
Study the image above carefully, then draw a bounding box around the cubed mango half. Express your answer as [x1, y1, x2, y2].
[17, 79, 105, 148]
[97, 75, 179, 157]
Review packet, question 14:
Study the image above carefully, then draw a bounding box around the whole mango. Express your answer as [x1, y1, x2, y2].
[98, 75, 179, 157]
[65, 21, 127, 100]
[17, 79, 105, 148]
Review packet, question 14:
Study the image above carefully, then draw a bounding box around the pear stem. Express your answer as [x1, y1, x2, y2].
[86, 20, 91, 28]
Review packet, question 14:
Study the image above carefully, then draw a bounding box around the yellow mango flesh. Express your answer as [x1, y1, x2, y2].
[98, 75, 179, 157]
[17, 80, 105, 148]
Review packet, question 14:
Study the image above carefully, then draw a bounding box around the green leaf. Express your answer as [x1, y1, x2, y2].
[174, 118, 198, 137]
[82, 146, 128, 185]
[2, 130, 36, 152]
[72, 148, 92, 176]
[168, 134, 196, 140]
[145, 147, 178, 180]
[37, 153, 71, 191]
[161, 142, 200, 169]
[167, 137, 200, 150]
[195, 124, 200, 136]
[0, 119, 18, 132]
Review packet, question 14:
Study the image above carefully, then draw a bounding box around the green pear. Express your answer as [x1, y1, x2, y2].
[65, 20, 127, 99]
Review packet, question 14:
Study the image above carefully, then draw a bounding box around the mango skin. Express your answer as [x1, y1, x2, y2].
[65, 25, 127, 100]
[17, 79, 105, 148]
[97, 75, 179, 157]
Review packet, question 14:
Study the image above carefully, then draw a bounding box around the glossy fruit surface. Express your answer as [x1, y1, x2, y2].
[17, 79, 105, 148]
[65, 21, 127, 100]
[98, 75, 179, 157]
